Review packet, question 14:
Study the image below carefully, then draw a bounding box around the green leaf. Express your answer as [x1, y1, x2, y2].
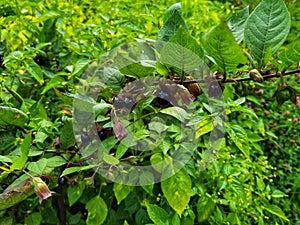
[146, 204, 169, 225]
[115, 143, 128, 159]
[41, 75, 65, 94]
[60, 164, 99, 177]
[158, 10, 188, 42]
[232, 184, 247, 203]
[93, 102, 111, 117]
[113, 183, 133, 204]
[103, 153, 119, 165]
[135, 209, 152, 225]
[271, 189, 288, 198]
[25, 61, 44, 85]
[197, 196, 215, 222]
[263, 204, 289, 221]
[86, 195, 108, 225]
[161, 169, 191, 216]
[0, 106, 28, 128]
[169, 27, 204, 59]
[68, 183, 84, 206]
[246, 95, 261, 106]
[164, 3, 182, 22]
[38, 10, 62, 22]
[46, 156, 66, 167]
[5, 85, 24, 104]
[227, 125, 250, 159]
[10, 134, 31, 171]
[0, 175, 34, 210]
[244, 0, 291, 67]
[0, 155, 13, 163]
[60, 121, 75, 149]
[139, 172, 154, 195]
[72, 58, 91, 76]
[160, 30, 204, 75]
[276, 40, 300, 71]
[25, 212, 42, 225]
[105, 69, 126, 92]
[27, 158, 47, 174]
[160, 107, 189, 122]
[0, 217, 13, 225]
[3, 51, 24, 64]
[227, 6, 249, 44]
[202, 21, 247, 73]
[256, 177, 265, 191]
[120, 63, 154, 78]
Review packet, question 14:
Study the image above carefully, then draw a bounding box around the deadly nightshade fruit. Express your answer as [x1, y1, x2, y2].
[58, 176, 67, 185]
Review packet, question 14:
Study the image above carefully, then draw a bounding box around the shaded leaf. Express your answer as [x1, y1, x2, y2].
[158, 10, 188, 42]
[146, 204, 169, 225]
[60, 121, 75, 149]
[0, 106, 28, 128]
[202, 21, 247, 73]
[197, 196, 215, 222]
[276, 40, 300, 71]
[68, 183, 84, 206]
[25, 212, 42, 225]
[169, 27, 204, 59]
[160, 33, 203, 76]
[244, 0, 291, 67]
[227, 6, 249, 44]
[164, 3, 182, 22]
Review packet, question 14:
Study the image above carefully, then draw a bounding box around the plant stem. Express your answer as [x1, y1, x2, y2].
[181, 68, 300, 84]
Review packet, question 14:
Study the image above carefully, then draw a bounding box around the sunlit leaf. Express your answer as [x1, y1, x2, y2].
[161, 169, 191, 215]
[86, 195, 108, 225]
[263, 204, 289, 221]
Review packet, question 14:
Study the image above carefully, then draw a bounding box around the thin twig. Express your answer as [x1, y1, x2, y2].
[181, 69, 300, 84]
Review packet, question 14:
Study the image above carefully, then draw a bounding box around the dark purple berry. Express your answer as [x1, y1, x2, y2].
[123, 97, 134, 109]
[41, 177, 50, 185]
[33, 55, 46, 66]
[157, 90, 170, 106]
[1, 183, 8, 190]
[81, 132, 90, 143]
[98, 130, 108, 140]
[58, 176, 67, 185]
[158, 90, 169, 99]
[208, 82, 222, 98]
[113, 96, 124, 109]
